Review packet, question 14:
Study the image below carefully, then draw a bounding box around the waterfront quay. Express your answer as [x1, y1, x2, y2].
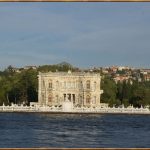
[0, 104, 150, 115]
[0, 71, 149, 115]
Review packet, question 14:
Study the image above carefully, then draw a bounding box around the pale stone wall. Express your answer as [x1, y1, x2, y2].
[38, 71, 103, 107]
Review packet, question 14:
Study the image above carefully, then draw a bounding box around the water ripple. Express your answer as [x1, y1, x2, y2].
[0, 113, 150, 148]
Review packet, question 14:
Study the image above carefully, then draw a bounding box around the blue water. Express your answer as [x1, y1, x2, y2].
[0, 113, 150, 148]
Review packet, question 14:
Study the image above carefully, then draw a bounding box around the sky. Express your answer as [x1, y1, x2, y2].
[0, 3, 150, 70]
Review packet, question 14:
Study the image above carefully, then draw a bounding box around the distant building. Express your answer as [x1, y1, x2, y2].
[143, 74, 150, 81]
[113, 75, 132, 84]
[141, 71, 148, 75]
[38, 71, 103, 107]
[12, 67, 21, 73]
[109, 66, 118, 73]
[24, 66, 37, 70]
[102, 68, 109, 74]
[118, 66, 130, 71]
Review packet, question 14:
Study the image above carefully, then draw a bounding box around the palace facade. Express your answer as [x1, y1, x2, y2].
[38, 71, 103, 107]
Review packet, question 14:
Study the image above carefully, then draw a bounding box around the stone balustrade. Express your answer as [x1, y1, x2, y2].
[0, 104, 149, 114]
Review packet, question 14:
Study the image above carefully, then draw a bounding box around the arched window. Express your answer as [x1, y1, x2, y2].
[72, 82, 75, 88]
[49, 80, 52, 89]
[68, 81, 71, 88]
[56, 95, 59, 103]
[42, 94, 44, 101]
[94, 81, 96, 90]
[86, 95, 90, 104]
[80, 81, 83, 89]
[48, 94, 52, 102]
[86, 80, 90, 89]
[93, 96, 96, 104]
[64, 81, 66, 88]
[56, 81, 59, 89]
[42, 80, 45, 88]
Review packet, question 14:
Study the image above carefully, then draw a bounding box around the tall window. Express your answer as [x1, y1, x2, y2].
[86, 95, 90, 104]
[42, 80, 45, 88]
[64, 81, 66, 88]
[56, 81, 59, 89]
[80, 81, 83, 89]
[49, 80, 52, 89]
[68, 81, 71, 88]
[86, 80, 90, 89]
[42, 94, 44, 101]
[48, 94, 52, 102]
[93, 96, 96, 104]
[94, 81, 96, 90]
[72, 82, 75, 88]
[56, 95, 59, 103]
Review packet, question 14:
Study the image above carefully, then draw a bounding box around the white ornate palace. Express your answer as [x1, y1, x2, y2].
[38, 71, 103, 108]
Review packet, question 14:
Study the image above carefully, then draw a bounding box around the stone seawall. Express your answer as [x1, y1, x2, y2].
[0, 105, 150, 115]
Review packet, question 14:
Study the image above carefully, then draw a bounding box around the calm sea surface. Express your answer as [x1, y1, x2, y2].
[0, 113, 150, 148]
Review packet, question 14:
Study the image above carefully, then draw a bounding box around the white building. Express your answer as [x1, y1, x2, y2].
[38, 71, 103, 108]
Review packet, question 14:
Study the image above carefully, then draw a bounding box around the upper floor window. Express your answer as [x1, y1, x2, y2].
[42, 80, 45, 88]
[80, 81, 83, 89]
[63, 81, 66, 88]
[94, 81, 96, 90]
[56, 95, 59, 103]
[68, 81, 71, 88]
[56, 81, 59, 89]
[86, 80, 90, 89]
[49, 80, 52, 89]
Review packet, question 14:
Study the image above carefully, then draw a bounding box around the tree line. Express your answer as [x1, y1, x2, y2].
[101, 76, 150, 108]
[0, 62, 76, 105]
[0, 63, 149, 108]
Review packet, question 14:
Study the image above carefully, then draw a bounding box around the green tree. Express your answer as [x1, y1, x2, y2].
[101, 76, 117, 107]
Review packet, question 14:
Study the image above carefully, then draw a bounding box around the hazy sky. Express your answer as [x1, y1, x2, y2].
[0, 3, 150, 70]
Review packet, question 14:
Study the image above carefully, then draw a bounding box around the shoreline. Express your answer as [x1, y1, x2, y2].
[0, 104, 150, 115]
[0, 110, 150, 115]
